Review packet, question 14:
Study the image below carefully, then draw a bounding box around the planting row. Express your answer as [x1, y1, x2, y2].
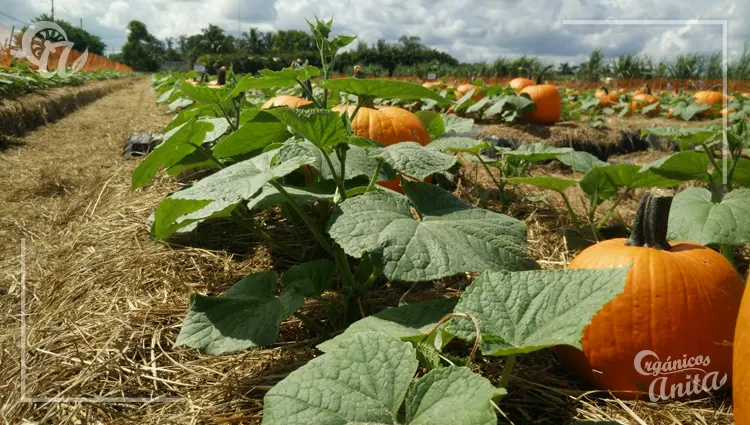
[136, 17, 750, 424]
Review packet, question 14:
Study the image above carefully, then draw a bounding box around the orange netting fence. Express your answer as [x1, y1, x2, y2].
[0, 45, 132, 72]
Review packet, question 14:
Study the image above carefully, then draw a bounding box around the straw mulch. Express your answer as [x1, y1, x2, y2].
[0, 78, 138, 139]
[0, 78, 737, 424]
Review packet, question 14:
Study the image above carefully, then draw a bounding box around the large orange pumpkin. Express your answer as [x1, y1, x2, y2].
[735, 275, 750, 424]
[694, 84, 725, 116]
[630, 87, 661, 116]
[509, 77, 535, 91]
[556, 191, 744, 400]
[261, 95, 312, 109]
[519, 66, 561, 125]
[332, 66, 432, 193]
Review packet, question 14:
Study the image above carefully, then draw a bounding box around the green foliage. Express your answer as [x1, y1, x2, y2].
[29, 14, 107, 55]
[121, 20, 165, 72]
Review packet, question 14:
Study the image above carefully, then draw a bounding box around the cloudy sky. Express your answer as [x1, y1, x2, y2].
[1, 0, 748, 65]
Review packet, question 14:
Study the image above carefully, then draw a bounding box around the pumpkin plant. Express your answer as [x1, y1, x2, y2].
[556, 191, 745, 400]
[630, 86, 661, 116]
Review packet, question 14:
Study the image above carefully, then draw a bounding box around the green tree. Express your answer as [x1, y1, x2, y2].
[27, 14, 106, 55]
[121, 20, 165, 72]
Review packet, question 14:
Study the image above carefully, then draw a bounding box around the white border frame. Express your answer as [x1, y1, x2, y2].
[19, 238, 185, 404]
[562, 19, 730, 183]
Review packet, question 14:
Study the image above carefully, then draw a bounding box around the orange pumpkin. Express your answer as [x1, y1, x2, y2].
[261, 95, 312, 109]
[423, 81, 445, 89]
[735, 275, 750, 425]
[332, 66, 432, 193]
[455, 83, 484, 101]
[694, 84, 725, 116]
[519, 66, 561, 125]
[630, 87, 661, 116]
[556, 192, 744, 400]
[595, 87, 619, 108]
[509, 77, 535, 91]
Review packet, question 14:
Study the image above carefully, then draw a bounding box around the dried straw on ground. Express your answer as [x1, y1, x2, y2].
[1, 78, 137, 138]
[0, 78, 737, 424]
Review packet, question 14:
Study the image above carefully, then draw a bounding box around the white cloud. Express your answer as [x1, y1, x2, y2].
[1, 0, 748, 62]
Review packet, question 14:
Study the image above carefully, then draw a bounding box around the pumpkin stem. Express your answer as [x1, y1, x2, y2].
[353, 65, 375, 108]
[626, 191, 673, 251]
[536, 65, 554, 84]
[708, 83, 722, 92]
[599, 86, 609, 95]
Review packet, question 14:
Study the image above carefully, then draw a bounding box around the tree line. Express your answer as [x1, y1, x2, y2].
[107, 20, 750, 81]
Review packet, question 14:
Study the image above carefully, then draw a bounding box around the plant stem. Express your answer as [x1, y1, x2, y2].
[296, 78, 324, 109]
[559, 192, 580, 224]
[216, 102, 238, 132]
[596, 190, 627, 229]
[366, 160, 384, 192]
[475, 154, 507, 210]
[229, 211, 297, 258]
[349, 97, 366, 121]
[188, 143, 224, 169]
[336, 145, 348, 194]
[320, 149, 347, 202]
[499, 355, 516, 388]
[269, 180, 333, 255]
[293, 312, 329, 338]
[720, 244, 736, 266]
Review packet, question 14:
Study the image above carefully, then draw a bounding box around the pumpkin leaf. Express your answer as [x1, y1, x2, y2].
[266, 107, 349, 149]
[246, 181, 336, 211]
[729, 158, 750, 188]
[263, 331, 502, 425]
[174, 260, 335, 355]
[131, 117, 229, 190]
[151, 145, 316, 239]
[179, 81, 231, 104]
[212, 112, 290, 158]
[465, 96, 492, 113]
[316, 298, 459, 353]
[415, 111, 446, 141]
[448, 267, 630, 356]
[370, 142, 458, 181]
[579, 163, 680, 202]
[555, 150, 607, 173]
[405, 366, 505, 425]
[327, 179, 538, 282]
[262, 332, 418, 425]
[322, 78, 452, 104]
[668, 187, 750, 245]
[640, 125, 719, 150]
[442, 114, 475, 134]
[639, 151, 710, 183]
[317, 144, 395, 182]
[427, 137, 493, 154]
[228, 65, 320, 97]
[504, 142, 572, 163]
[506, 176, 579, 193]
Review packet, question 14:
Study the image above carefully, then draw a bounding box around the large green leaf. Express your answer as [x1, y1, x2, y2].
[263, 332, 501, 425]
[579, 163, 679, 202]
[506, 176, 578, 193]
[449, 267, 630, 356]
[317, 144, 395, 182]
[442, 114, 474, 134]
[640, 125, 719, 150]
[729, 158, 750, 188]
[415, 111, 446, 141]
[228, 65, 320, 97]
[639, 151, 710, 183]
[370, 142, 458, 180]
[328, 179, 537, 282]
[179, 81, 231, 104]
[212, 112, 290, 158]
[174, 260, 335, 355]
[317, 299, 458, 353]
[555, 151, 607, 173]
[262, 332, 418, 425]
[267, 107, 349, 148]
[668, 187, 750, 245]
[504, 142, 572, 163]
[427, 137, 493, 154]
[323, 78, 451, 104]
[405, 366, 504, 425]
[151, 144, 316, 239]
[131, 117, 229, 190]
[247, 181, 336, 211]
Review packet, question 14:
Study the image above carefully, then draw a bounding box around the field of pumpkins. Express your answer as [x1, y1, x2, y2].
[6, 15, 750, 425]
